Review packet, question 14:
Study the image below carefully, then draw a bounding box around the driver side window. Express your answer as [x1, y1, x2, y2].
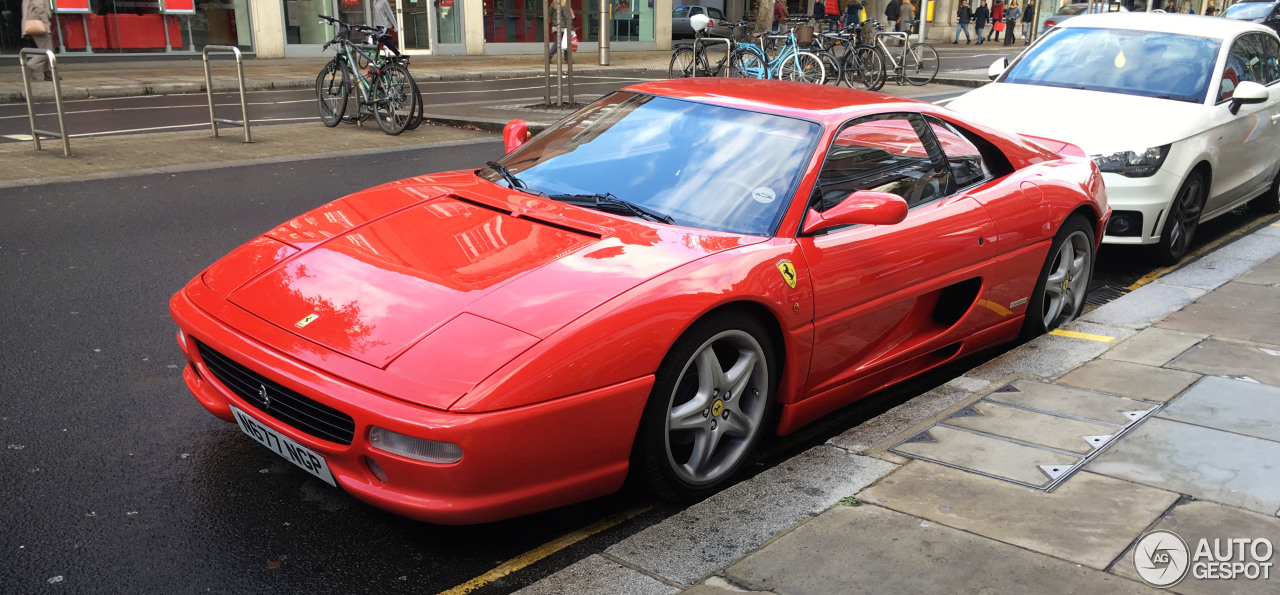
[814, 114, 948, 213]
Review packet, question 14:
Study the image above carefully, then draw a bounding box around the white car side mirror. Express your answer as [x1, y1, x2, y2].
[1230, 80, 1270, 115]
[988, 57, 1009, 81]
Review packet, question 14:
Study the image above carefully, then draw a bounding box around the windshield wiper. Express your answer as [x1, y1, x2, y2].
[485, 161, 529, 190]
[547, 193, 677, 225]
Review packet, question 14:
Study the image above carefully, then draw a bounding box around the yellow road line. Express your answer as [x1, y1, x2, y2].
[1049, 329, 1115, 343]
[1128, 214, 1278, 291]
[438, 503, 656, 595]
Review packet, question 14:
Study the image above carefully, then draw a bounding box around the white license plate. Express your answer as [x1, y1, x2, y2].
[230, 405, 337, 487]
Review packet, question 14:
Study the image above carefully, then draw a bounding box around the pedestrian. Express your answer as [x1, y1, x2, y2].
[900, 0, 915, 34]
[1003, 1, 1020, 46]
[988, 0, 1003, 42]
[845, 0, 864, 29]
[974, 0, 989, 44]
[813, 0, 825, 23]
[956, 0, 973, 43]
[21, 0, 53, 82]
[773, 0, 788, 33]
[885, 0, 901, 31]
[1021, 0, 1035, 45]
[825, 0, 841, 31]
[548, 0, 575, 61]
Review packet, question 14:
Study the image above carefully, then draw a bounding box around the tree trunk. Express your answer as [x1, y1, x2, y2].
[756, 0, 775, 34]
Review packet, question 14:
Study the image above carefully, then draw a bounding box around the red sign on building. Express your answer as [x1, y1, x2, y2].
[54, 0, 91, 13]
[164, 0, 197, 14]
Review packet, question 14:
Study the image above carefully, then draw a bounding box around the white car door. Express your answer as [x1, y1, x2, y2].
[1206, 32, 1280, 215]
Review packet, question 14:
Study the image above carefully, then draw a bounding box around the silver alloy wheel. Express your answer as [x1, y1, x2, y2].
[664, 329, 769, 486]
[1167, 176, 1205, 258]
[1041, 229, 1092, 329]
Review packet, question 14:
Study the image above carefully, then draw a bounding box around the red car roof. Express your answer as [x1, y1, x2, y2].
[622, 78, 924, 127]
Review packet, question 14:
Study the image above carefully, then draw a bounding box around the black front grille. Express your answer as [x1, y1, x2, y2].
[196, 341, 356, 445]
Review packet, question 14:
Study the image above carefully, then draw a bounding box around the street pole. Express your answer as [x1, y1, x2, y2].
[599, 0, 611, 65]
[544, 0, 551, 105]
[919, 1, 928, 44]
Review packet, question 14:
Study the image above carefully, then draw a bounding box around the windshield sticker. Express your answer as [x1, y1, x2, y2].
[1115, 51, 1126, 68]
[752, 187, 777, 204]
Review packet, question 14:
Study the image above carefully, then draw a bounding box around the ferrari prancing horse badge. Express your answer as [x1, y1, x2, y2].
[777, 260, 798, 289]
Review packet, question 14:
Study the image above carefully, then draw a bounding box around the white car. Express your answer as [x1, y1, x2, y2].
[948, 13, 1280, 263]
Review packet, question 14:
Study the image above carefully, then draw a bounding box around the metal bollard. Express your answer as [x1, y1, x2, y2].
[692, 37, 732, 77]
[18, 48, 70, 157]
[202, 45, 252, 143]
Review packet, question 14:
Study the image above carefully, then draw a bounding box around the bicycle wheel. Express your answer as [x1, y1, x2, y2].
[373, 63, 415, 135]
[904, 43, 940, 86]
[668, 46, 710, 78]
[779, 51, 825, 84]
[315, 58, 347, 127]
[728, 48, 766, 79]
[843, 45, 885, 91]
[404, 76, 425, 131]
[818, 51, 841, 86]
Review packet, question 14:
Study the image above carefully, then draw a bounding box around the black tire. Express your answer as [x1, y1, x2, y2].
[316, 59, 347, 127]
[818, 52, 842, 86]
[1249, 167, 1280, 214]
[632, 311, 778, 501]
[404, 76, 425, 131]
[904, 43, 940, 85]
[843, 45, 885, 90]
[1153, 171, 1207, 265]
[374, 63, 415, 136]
[729, 48, 766, 78]
[669, 46, 697, 78]
[1021, 214, 1095, 340]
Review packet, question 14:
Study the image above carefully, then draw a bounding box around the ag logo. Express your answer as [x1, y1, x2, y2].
[776, 260, 798, 289]
[1134, 530, 1190, 588]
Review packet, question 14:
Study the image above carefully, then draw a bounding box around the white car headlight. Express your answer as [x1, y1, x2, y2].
[1091, 145, 1171, 178]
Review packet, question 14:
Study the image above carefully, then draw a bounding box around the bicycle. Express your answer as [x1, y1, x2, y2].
[872, 23, 939, 86]
[668, 20, 749, 78]
[315, 15, 423, 135]
[834, 21, 886, 90]
[728, 25, 826, 85]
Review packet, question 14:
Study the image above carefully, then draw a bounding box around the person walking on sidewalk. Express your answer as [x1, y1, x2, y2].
[21, 0, 53, 82]
[1003, 1, 1020, 45]
[773, 0, 788, 33]
[885, 0, 901, 31]
[974, 0, 989, 44]
[900, 0, 915, 34]
[825, 0, 841, 31]
[1021, 0, 1036, 44]
[987, 0, 1003, 42]
[956, 0, 973, 43]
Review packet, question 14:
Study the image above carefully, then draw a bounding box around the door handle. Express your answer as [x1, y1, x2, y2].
[1272, 114, 1280, 124]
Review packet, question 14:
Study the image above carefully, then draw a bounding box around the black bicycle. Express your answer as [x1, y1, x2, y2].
[316, 15, 424, 135]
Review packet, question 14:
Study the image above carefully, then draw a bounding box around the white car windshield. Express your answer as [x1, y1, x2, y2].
[1002, 27, 1221, 104]
[1223, 2, 1274, 20]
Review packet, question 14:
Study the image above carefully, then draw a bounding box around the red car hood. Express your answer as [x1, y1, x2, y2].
[223, 172, 759, 369]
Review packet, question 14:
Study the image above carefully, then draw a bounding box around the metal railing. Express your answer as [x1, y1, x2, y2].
[692, 37, 733, 78]
[201, 45, 252, 143]
[18, 48, 70, 157]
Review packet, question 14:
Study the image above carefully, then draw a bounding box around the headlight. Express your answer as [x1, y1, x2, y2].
[1091, 145, 1171, 178]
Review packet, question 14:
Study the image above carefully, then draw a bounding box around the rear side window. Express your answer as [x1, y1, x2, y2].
[926, 117, 990, 190]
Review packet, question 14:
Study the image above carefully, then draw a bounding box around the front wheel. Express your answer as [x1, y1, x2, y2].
[1021, 215, 1095, 339]
[668, 46, 706, 78]
[843, 45, 885, 91]
[315, 59, 347, 127]
[373, 63, 415, 136]
[818, 52, 842, 86]
[904, 43, 940, 85]
[632, 312, 777, 500]
[779, 51, 826, 84]
[1153, 171, 1206, 265]
[728, 48, 766, 79]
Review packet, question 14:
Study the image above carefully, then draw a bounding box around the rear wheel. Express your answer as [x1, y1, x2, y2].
[669, 46, 703, 78]
[374, 63, 414, 136]
[1021, 214, 1095, 339]
[1154, 171, 1206, 265]
[779, 51, 826, 84]
[904, 43, 940, 85]
[843, 45, 885, 90]
[633, 312, 777, 500]
[818, 52, 842, 85]
[1249, 167, 1280, 214]
[728, 48, 765, 78]
[315, 59, 347, 127]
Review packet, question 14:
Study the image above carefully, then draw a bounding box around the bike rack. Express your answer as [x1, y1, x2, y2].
[692, 37, 732, 78]
[202, 45, 252, 143]
[17, 48, 71, 157]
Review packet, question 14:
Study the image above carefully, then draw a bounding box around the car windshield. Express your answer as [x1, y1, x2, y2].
[1224, 2, 1274, 19]
[1002, 27, 1220, 103]
[485, 92, 820, 236]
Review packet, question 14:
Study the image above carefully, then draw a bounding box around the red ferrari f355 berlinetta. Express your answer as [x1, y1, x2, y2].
[170, 79, 1108, 524]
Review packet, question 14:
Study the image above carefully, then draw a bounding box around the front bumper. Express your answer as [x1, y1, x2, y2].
[1096, 168, 1184, 246]
[170, 287, 653, 525]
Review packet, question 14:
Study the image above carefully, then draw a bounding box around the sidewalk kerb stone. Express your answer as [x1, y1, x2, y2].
[1081, 282, 1208, 329]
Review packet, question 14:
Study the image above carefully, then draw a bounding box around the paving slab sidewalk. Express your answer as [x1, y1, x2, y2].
[519, 221, 1280, 594]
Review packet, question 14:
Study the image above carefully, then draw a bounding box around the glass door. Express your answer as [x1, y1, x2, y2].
[399, 0, 436, 53]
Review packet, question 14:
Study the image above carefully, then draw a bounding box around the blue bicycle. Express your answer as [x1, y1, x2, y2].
[728, 26, 826, 84]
